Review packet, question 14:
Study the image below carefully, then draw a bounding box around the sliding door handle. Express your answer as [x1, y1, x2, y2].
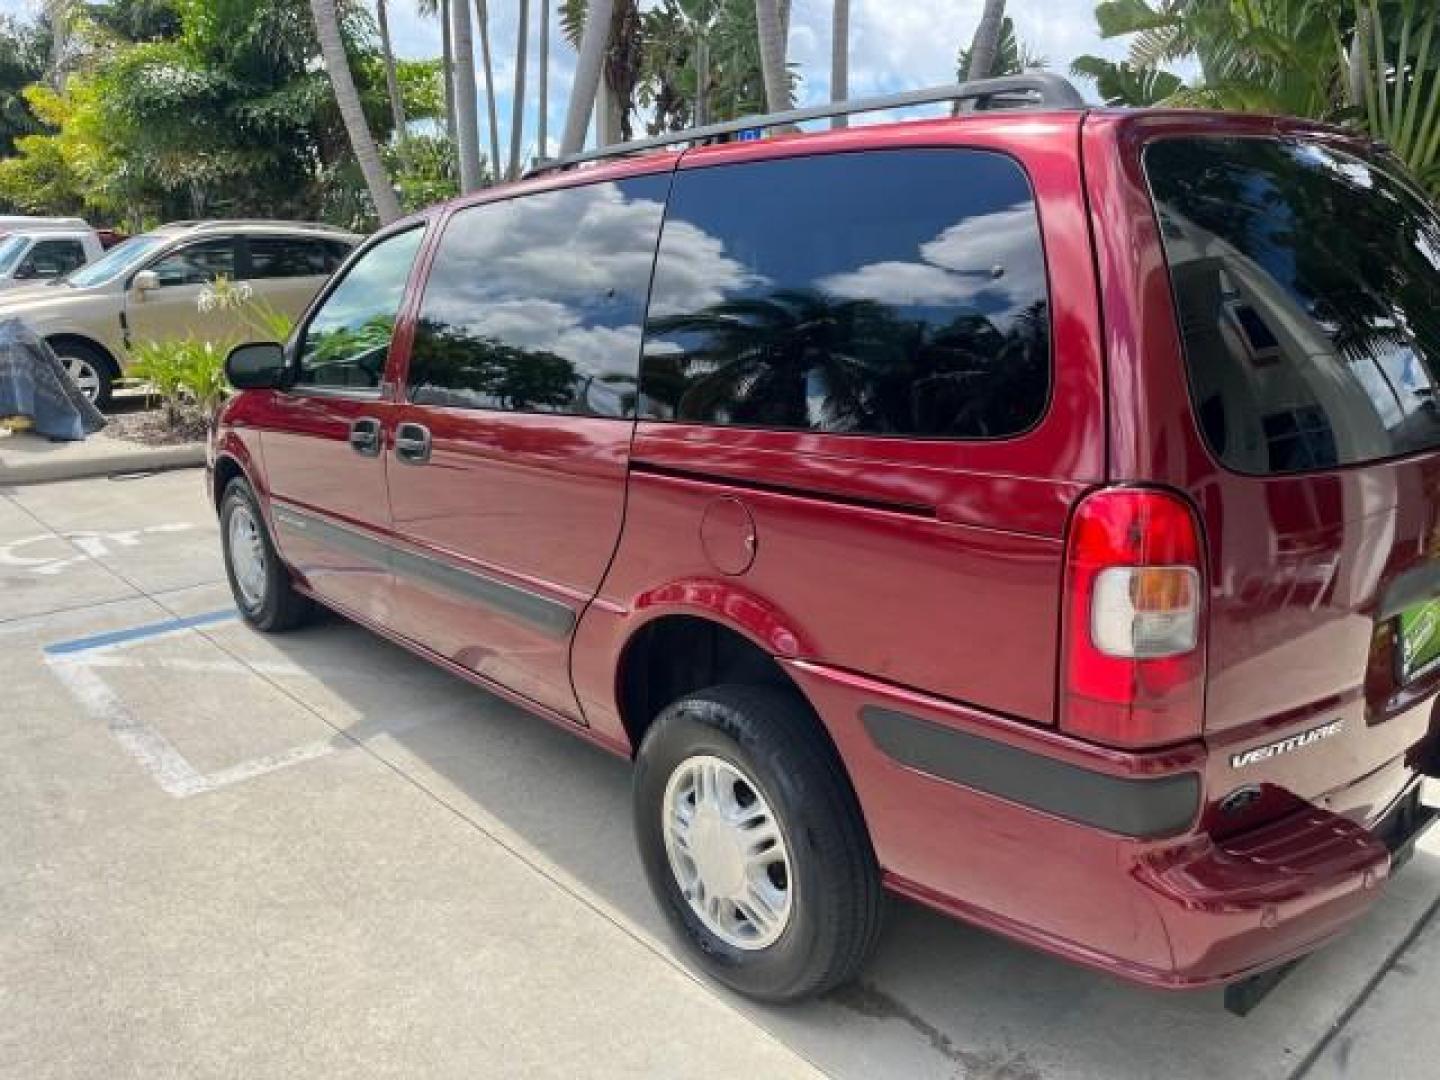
[395, 422, 432, 465]
[348, 417, 381, 457]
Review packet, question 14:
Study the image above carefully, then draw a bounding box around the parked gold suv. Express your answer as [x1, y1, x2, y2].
[0, 220, 359, 406]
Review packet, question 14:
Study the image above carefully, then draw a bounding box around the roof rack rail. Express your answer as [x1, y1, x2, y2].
[526, 74, 1084, 178]
[160, 219, 354, 234]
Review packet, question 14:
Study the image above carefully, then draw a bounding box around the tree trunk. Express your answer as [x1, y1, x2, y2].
[476, 0, 502, 176]
[831, 0, 848, 128]
[965, 0, 1006, 82]
[441, 0, 458, 144]
[695, 31, 710, 126]
[537, 0, 550, 158]
[509, 0, 530, 178]
[451, 0, 485, 190]
[376, 0, 409, 137]
[754, 0, 789, 113]
[560, 0, 616, 154]
[596, 81, 623, 146]
[308, 0, 401, 222]
[45, 0, 67, 89]
[1348, 7, 1372, 110]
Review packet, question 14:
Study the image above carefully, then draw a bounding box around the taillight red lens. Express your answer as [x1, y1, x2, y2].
[1061, 487, 1206, 748]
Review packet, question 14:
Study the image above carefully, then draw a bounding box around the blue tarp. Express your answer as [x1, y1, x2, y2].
[0, 318, 106, 441]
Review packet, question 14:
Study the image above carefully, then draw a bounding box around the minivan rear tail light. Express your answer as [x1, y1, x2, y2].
[1061, 488, 1206, 748]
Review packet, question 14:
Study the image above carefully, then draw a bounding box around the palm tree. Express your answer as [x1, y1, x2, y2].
[538, 0, 551, 157]
[965, 0, 1007, 82]
[510, 0, 530, 178]
[450, 0, 485, 189]
[308, 0, 401, 222]
[831, 0, 848, 128]
[560, 0, 616, 153]
[476, 0, 502, 178]
[754, 0, 788, 112]
[418, 0, 460, 143]
[440, 0, 457, 143]
[375, 0, 409, 138]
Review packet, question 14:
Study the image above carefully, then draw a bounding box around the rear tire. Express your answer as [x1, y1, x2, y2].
[634, 684, 883, 1002]
[220, 478, 312, 633]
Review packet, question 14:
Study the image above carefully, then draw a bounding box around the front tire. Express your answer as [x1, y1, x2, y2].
[634, 684, 883, 1002]
[220, 478, 312, 632]
[51, 340, 113, 410]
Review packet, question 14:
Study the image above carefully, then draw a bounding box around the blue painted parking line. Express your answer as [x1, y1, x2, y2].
[43, 608, 238, 656]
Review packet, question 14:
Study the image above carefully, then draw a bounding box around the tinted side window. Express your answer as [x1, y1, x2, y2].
[1146, 138, 1440, 474]
[640, 150, 1050, 438]
[406, 175, 670, 417]
[296, 227, 424, 391]
[19, 239, 86, 278]
[148, 239, 235, 286]
[248, 237, 342, 279]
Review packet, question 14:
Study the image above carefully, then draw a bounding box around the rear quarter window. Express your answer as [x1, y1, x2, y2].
[639, 149, 1051, 439]
[1145, 136, 1440, 475]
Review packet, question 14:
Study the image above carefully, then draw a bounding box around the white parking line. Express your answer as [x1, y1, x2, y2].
[44, 613, 439, 799]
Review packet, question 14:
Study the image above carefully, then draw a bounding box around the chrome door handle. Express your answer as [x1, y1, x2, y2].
[348, 417, 381, 457]
[395, 422, 432, 465]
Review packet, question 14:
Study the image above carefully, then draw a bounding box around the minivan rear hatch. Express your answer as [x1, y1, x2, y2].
[1142, 131, 1440, 824]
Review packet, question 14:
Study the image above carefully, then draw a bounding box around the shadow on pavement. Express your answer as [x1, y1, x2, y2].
[236, 613, 1440, 1080]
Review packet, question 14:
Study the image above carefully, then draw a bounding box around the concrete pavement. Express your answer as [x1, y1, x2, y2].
[2, 469, 1438, 1079]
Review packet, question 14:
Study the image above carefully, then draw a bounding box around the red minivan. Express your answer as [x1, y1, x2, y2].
[210, 75, 1440, 1006]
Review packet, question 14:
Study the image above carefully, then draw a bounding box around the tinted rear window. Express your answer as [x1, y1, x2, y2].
[640, 150, 1051, 439]
[1146, 137, 1440, 475]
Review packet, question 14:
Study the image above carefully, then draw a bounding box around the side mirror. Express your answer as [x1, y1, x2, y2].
[132, 270, 160, 294]
[225, 342, 288, 391]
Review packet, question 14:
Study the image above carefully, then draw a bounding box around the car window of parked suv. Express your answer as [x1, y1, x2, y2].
[248, 236, 349, 279]
[405, 175, 670, 418]
[1147, 137, 1440, 475]
[295, 225, 425, 392]
[639, 149, 1051, 439]
[147, 238, 236, 287]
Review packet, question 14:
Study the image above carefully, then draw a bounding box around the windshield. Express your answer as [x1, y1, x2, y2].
[66, 234, 167, 288]
[1146, 137, 1440, 475]
[0, 235, 30, 276]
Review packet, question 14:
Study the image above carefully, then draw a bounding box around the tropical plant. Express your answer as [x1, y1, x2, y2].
[1074, 0, 1440, 197]
[634, 0, 774, 134]
[959, 16, 1046, 80]
[1353, 0, 1440, 192]
[128, 338, 229, 432]
[309, 0, 400, 223]
[1069, 55, 1182, 104]
[0, 16, 50, 159]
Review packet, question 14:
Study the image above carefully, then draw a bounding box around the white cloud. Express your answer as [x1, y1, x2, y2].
[819, 202, 1046, 310]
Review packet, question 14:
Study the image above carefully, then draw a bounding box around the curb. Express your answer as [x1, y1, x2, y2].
[0, 438, 206, 486]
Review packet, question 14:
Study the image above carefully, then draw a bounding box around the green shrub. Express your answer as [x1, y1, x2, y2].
[128, 338, 230, 434]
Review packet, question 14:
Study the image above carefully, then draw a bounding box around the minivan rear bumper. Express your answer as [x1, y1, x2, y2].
[785, 659, 1429, 990]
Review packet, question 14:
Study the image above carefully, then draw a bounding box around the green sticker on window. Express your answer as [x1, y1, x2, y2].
[1400, 597, 1440, 683]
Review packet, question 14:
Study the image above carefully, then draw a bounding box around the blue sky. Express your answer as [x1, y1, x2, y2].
[2, 0, 1139, 164]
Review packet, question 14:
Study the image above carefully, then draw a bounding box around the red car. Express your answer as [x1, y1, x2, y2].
[210, 75, 1440, 1007]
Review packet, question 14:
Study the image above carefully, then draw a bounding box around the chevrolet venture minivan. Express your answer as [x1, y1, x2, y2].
[209, 75, 1440, 1007]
